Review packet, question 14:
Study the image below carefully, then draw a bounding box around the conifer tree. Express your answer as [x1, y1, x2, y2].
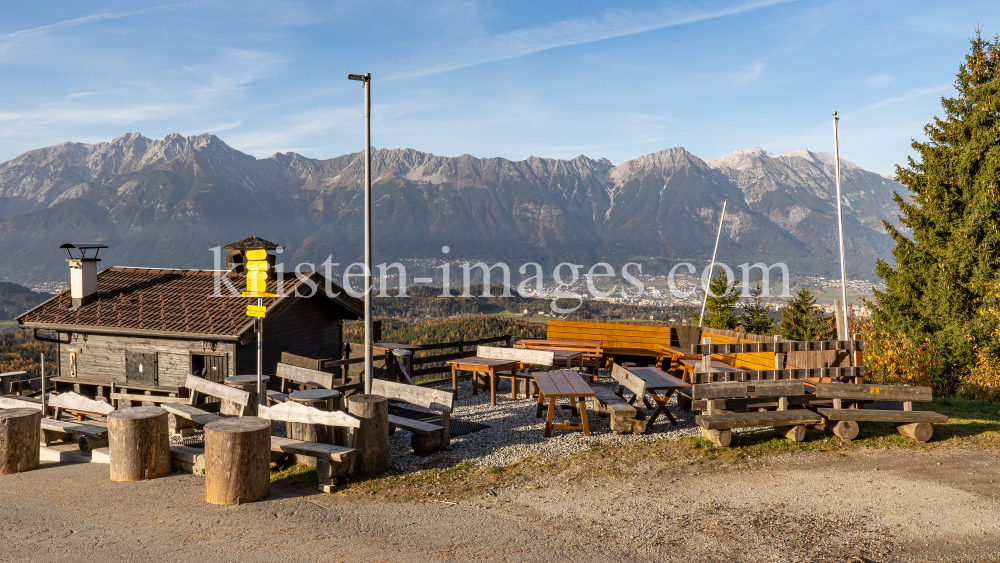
[739, 273, 775, 335]
[701, 269, 740, 330]
[779, 288, 823, 341]
[873, 31, 1000, 383]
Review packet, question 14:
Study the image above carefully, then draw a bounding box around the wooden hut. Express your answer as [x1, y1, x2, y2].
[15, 241, 361, 401]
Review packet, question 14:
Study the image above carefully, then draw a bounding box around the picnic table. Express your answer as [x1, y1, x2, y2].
[533, 370, 596, 437]
[604, 347, 673, 370]
[446, 357, 516, 405]
[676, 358, 739, 381]
[372, 343, 422, 355]
[654, 344, 700, 371]
[625, 367, 691, 426]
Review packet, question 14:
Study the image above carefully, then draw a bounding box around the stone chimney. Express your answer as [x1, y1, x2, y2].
[60, 243, 108, 308]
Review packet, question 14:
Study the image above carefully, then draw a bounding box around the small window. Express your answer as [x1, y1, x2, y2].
[192, 354, 228, 383]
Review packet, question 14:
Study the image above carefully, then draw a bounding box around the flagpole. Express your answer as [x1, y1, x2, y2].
[699, 199, 727, 327]
[833, 111, 850, 339]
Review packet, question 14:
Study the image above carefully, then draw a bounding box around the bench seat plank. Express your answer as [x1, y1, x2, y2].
[696, 409, 822, 430]
[270, 436, 355, 463]
[817, 408, 948, 423]
[161, 403, 223, 425]
[40, 418, 107, 438]
[388, 414, 442, 437]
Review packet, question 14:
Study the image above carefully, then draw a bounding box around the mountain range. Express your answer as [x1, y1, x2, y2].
[0, 132, 903, 285]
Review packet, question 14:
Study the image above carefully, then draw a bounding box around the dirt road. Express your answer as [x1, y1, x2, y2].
[2, 448, 999, 563]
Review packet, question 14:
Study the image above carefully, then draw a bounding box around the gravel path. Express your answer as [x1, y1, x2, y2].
[388, 370, 701, 470]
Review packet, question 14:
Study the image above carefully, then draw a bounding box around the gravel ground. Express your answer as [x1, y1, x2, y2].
[387, 369, 701, 470]
[4, 447, 998, 562]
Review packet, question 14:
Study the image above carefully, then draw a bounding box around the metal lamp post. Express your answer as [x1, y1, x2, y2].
[699, 200, 728, 327]
[832, 111, 850, 340]
[349, 72, 374, 394]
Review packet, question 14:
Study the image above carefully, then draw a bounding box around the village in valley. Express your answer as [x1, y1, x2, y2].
[1, 3, 999, 563]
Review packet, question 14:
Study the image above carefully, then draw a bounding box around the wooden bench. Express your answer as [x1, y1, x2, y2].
[514, 339, 603, 379]
[260, 401, 360, 492]
[159, 375, 250, 437]
[476, 346, 554, 400]
[276, 362, 335, 393]
[813, 382, 948, 443]
[372, 379, 455, 456]
[0, 395, 110, 450]
[693, 380, 822, 448]
[547, 320, 674, 369]
[593, 364, 648, 434]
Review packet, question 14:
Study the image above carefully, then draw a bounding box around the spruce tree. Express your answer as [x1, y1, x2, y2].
[873, 31, 1000, 384]
[739, 273, 776, 335]
[779, 288, 823, 341]
[701, 269, 740, 330]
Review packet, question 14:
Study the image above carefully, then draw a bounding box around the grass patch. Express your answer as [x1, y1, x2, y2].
[270, 464, 317, 487]
[280, 398, 1000, 502]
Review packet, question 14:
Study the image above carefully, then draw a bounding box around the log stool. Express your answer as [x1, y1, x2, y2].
[204, 417, 271, 505]
[0, 408, 41, 475]
[108, 406, 171, 482]
[287, 389, 342, 467]
[223, 374, 270, 416]
[347, 394, 390, 475]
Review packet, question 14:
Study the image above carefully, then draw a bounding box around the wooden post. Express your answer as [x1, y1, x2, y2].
[287, 389, 341, 467]
[204, 417, 271, 505]
[347, 394, 390, 475]
[79, 435, 109, 453]
[108, 406, 171, 482]
[0, 408, 41, 474]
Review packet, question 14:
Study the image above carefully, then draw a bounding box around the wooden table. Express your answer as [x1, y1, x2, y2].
[287, 388, 344, 465]
[676, 359, 739, 382]
[533, 370, 596, 437]
[446, 357, 516, 405]
[372, 342, 422, 355]
[625, 367, 692, 426]
[654, 344, 700, 370]
[604, 347, 672, 370]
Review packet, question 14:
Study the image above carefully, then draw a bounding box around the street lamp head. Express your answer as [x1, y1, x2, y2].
[348, 73, 370, 82]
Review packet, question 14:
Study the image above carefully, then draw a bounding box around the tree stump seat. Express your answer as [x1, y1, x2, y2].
[108, 406, 171, 482]
[0, 408, 41, 475]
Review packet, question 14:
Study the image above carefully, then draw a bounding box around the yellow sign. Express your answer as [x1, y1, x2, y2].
[246, 260, 269, 272]
[870, 387, 881, 394]
[246, 309, 266, 318]
[246, 304, 266, 318]
[246, 249, 268, 261]
[242, 291, 279, 298]
[246, 275, 268, 294]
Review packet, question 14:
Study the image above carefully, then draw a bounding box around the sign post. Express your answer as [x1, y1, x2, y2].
[242, 248, 277, 406]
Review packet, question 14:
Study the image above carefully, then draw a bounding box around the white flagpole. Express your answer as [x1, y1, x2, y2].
[833, 112, 850, 339]
[699, 199, 728, 327]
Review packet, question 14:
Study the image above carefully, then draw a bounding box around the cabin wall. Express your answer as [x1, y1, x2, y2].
[236, 298, 343, 375]
[59, 332, 236, 387]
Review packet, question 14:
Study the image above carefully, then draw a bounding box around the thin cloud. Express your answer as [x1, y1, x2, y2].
[732, 62, 766, 85]
[859, 85, 951, 111]
[388, 0, 795, 80]
[865, 74, 895, 88]
[66, 92, 93, 98]
[0, 3, 195, 40]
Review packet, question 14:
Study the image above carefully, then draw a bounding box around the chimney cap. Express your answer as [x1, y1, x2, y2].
[222, 236, 281, 251]
[60, 242, 108, 260]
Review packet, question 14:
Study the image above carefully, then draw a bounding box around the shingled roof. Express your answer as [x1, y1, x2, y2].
[16, 267, 362, 340]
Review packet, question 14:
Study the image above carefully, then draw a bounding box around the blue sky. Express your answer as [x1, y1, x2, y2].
[0, 1, 996, 175]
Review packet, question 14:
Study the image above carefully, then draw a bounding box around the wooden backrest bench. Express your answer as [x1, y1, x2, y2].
[813, 382, 948, 443]
[477, 346, 554, 400]
[692, 380, 822, 448]
[259, 401, 360, 492]
[372, 378, 455, 455]
[276, 362, 336, 393]
[592, 364, 648, 435]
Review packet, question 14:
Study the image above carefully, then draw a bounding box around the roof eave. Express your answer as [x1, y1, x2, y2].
[18, 321, 242, 342]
